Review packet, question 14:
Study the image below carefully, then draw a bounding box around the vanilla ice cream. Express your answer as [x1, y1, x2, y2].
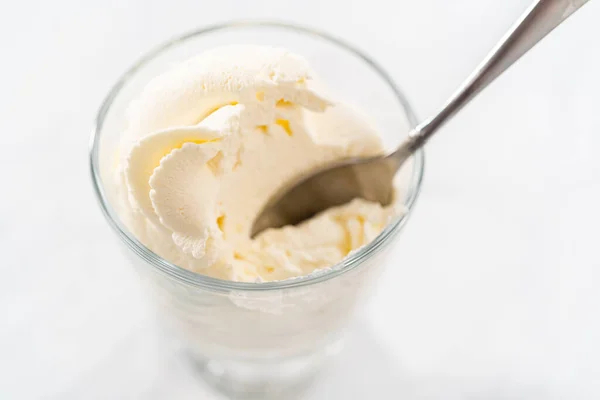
[114, 45, 402, 282]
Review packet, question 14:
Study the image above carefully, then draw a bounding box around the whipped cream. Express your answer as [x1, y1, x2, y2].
[115, 45, 400, 282]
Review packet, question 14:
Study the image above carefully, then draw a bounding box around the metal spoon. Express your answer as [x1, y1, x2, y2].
[251, 0, 589, 237]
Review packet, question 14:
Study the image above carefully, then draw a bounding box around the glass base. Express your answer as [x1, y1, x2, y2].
[188, 339, 344, 399]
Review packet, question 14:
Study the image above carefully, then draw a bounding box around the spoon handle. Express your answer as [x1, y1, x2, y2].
[389, 0, 589, 169]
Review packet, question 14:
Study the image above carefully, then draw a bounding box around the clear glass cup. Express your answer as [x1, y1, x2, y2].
[90, 21, 425, 398]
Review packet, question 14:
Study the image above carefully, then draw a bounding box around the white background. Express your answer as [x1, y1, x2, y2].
[1, 0, 599, 398]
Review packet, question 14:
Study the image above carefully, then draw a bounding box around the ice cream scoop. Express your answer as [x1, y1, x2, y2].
[118, 45, 396, 282]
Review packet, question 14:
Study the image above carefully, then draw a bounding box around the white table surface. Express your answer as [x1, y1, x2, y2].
[1, 0, 599, 398]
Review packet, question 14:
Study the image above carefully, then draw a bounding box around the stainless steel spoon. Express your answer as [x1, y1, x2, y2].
[252, 0, 589, 237]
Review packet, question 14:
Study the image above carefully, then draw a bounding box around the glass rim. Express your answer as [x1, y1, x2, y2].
[89, 20, 425, 292]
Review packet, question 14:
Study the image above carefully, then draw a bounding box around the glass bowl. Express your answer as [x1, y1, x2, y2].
[90, 20, 425, 398]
